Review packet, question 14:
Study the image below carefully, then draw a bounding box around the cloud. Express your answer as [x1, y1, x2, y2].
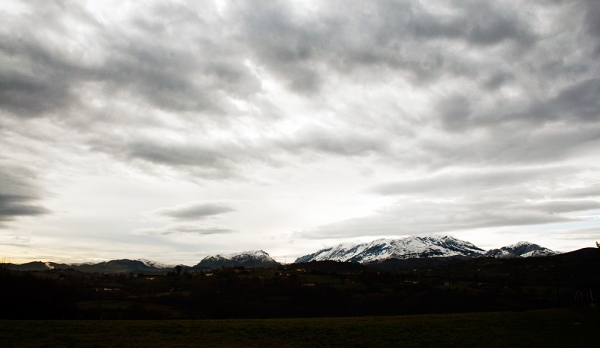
[134, 201, 236, 237]
[301, 166, 600, 239]
[0, 0, 263, 122]
[2, 0, 599, 181]
[1, 0, 600, 258]
[277, 126, 389, 157]
[299, 198, 599, 240]
[367, 166, 578, 197]
[0, 194, 49, 217]
[0, 234, 33, 247]
[0, 167, 50, 226]
[131, 223, 235, 236]
[147, 201, 236, 221]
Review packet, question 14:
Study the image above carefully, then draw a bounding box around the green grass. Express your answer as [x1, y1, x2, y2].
[1, 309, 597, 347]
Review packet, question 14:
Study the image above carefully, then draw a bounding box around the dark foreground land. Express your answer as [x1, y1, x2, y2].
[1, 248, 598, 346]
[0, 309, 598, 348]
[2, 248, 600, 320]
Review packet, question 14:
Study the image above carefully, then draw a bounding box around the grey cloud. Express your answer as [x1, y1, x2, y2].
[417, 122, 600, 168]
[299, 198, 578, 239]
[498, 78, 600, 127]
[137, 202, 237, 237]
[118, 139, 273, 180]
[0, 69, 72, 118]
[549, 78, 600, 122]
[235, 1, 326, 94]
[556, 183, 600, 200]
[548, 225, 600, 242]
[407, 1, 535, 47]
[438, 95, 472, 132]
[1, 0, 599, 188]
[238, 0, 537, 91]
[279, 126, 388, 157]
[94, 126, 386, 180]
[368, 166, 576, 196]
[582, 0, 600, 55]
[131, 223, 235, 236]
[433, 77, 600, 136]
[149, 202, 236, 221]
[525, 200, 600, 214]
[0, 1, 261, 119]
[307, 166, 600, 239]
[0, 168, 49, 225]
[0, 194, 49, 218]
[127, 142, 225, 168]
[300, 196, 599, 240]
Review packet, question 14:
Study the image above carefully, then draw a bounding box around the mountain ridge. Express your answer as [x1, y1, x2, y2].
[295, 235, 486, 263]
[483, 241, 556, 258]
[4, 237, 563, 272]
[194, 250, 279, 269]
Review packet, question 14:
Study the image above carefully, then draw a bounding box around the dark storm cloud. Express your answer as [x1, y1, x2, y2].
[150, 202, 236, 221]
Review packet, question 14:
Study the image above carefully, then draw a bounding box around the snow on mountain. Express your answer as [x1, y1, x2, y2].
[137, 259, 177, 269]
[484, 241, 555, 258]
[195, 250, 279, 269]
[295, 235, 485, 263]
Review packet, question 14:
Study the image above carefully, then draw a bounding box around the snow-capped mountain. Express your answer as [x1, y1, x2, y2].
[138, 259, 177, 269]
[295, 235, 485, 263]
[484, 242, 555, 258]
[195, 250, 279, 269]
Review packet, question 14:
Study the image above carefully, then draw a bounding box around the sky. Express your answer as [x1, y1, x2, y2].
[1, 0, 600, 265]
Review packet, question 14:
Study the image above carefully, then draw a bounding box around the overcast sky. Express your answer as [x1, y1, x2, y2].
[1, 0, 599, 265]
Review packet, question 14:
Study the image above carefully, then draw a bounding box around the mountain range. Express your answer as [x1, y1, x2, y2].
[4, 235, 559, 273]
[295, 236, 556, 263]
[295, 235, 485, 263]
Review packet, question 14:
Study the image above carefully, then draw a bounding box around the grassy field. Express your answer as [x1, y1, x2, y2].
[1, 308, 597, 347]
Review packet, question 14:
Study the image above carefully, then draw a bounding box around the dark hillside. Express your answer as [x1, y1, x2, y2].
[1, 248, 598, 319]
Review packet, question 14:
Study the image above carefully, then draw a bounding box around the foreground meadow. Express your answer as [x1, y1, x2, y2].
[1, 308, 597, 347]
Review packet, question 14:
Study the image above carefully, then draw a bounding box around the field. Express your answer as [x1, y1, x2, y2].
[1, 309, 597, 348]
